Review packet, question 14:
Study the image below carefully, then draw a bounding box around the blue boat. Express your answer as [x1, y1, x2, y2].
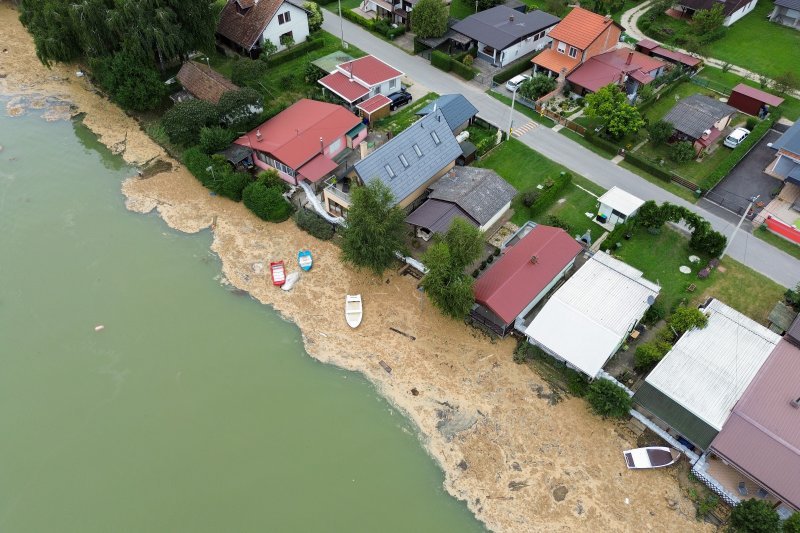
[298, 250, 313, 271]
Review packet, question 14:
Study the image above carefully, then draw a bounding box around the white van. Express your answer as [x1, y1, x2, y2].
[506, 74, 530, 92]
[724, 127, 750, 148]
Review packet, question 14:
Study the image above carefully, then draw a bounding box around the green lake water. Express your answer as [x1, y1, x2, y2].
[0, 105, 484, 532]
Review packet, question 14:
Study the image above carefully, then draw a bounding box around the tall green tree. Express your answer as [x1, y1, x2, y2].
[304, 2, 324, 32]
[340, 181, 407, 276]
[519, 75, 557, 101]
[420, 218, 483, 318]
[410, 0, 448, 39]
[728, 499, 781, 533]
[693, 3, 725, 34]
[585, 84, 645, 140]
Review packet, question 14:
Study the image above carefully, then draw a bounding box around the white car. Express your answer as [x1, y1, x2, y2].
[506, 74, 530, 92]
[723, 127, 750, 148]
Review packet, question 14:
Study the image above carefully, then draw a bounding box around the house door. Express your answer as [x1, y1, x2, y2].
[609, 209, 626, 226]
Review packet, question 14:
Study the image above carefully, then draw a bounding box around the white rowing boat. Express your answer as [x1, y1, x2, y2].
[623, 447, 681, 469]
[345, 294, 362, 328]
[281, 271, 300, 291]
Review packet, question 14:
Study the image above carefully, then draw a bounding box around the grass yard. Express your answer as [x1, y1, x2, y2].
[695, 66, 800, 121]
[639, 1, 800, 80]
[617, 160, 698, 203]
[373, 93, 439, 135]
[635, 136, 734, 183]
[754, 228, 800, 260]
[558, 128, 615, 160]
[640, 81, 706, 125]
[449, 0, 475, 19]
[487, 91, 555, 127]
[475, 139, 605, 235]
[614, 227, 785, 322]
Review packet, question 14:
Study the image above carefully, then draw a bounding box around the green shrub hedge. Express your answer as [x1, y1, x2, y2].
[182, 147, 251, 202]
[529, 172, 572, 217]
[450, 60, 475, 80]
[492, 53, 537, 84]
[430, 51, 475, 80]
[624, 151, 674, 182]
[294, 208, 335, 240]
[698, 115, 777, 191]
[264, 37, 325, 66]
[583, 131, 621, 157]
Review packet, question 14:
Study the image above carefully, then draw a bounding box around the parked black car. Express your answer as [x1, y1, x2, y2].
[387, 89, 412, 111]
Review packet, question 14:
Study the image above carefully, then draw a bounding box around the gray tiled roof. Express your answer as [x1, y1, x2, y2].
[775, 0, 800, 9]
[415, 94, 479, 132]
[772, 120, 800, 156]
[354, 111, 461, 204]
[452, 6, 560, 51]
[664, 94, 735, 140]
[429, 166, 517, 226]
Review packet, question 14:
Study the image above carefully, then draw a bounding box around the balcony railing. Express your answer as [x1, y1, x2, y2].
[324, 180, 351, 205]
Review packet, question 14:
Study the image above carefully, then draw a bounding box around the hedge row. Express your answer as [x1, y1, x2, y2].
[583, 132, 621, 157]
[530, 172, 573, 217]
[342, 10, 405, 39]
[492, 52, 538, 84]
[430, 50, 475, 80]
[264, 37, 325, 67]
[698, 115, 778, 191]
[294, 208, 335, 240]
[624, 151, 674, 182]
[183, 147, 250, 202]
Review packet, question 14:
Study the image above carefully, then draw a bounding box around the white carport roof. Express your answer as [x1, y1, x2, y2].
[597, 186, 645, 217]
[524, 251, 660, 377]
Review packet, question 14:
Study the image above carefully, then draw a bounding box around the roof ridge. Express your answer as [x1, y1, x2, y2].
[488, 228, 569, 300]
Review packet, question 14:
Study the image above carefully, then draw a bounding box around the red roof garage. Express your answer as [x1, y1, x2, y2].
[727, 84, 785, 116]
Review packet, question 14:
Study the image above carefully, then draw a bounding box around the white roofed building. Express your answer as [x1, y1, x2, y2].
[596, 186, 645, 228]
[524, 251, 660, 378]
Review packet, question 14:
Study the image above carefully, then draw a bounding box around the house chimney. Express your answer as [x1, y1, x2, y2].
[791, 397, 800, 409]
[701, 129, 711, 140]
[626, 51, 633, 65]
[320, 136, 324, 154]
[530, 255, 538, 264]
[255, 129, 262, 141]
[509, 14, 514, 22]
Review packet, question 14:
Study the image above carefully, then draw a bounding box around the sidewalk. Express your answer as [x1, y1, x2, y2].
[320, 14, 800, 288]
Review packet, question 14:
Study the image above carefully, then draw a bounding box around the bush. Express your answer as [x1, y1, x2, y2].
[634, 341, 670, 371]
[199, 126, 236, 154]
[528, 172, 572, 217]
[786, 282, 800, 310]
[304, 2, 324, 32]
[745, 117, 758, 131]
[294, 208, 335, 240]
[231, 58, 269, 86]
[783, 513, 800, 533]
[163, 100, 219, 146]
[583, 131, 621, 156]
[586, 378, 632, 419]
[668, 306, 708, 336]
[700, 116, 777, 190]
[669, 141, 695, 163]
[728, 499, 781, 533]
[431, 50, 452, 72]
[450, 60, 476, 81]
[643, 299, 666, 325]
[183, 146, 215, 187]
[462, 54, 474, 67]
[519, 74, 557, 101]
[242, 179, 293, 222]
[648, 120, 674, 145]
[218, 168, 250, 202]
[519, 188, 540, 208]
[217, 87, 263, 127]
[492, 58, 535, 84]
[543, 214, 571, 233]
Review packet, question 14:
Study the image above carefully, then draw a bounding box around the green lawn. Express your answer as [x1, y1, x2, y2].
[613, 0, 644, 24]
[640, 82, 707, 124]
[639, 1, 800, 80]
[617, 160, 698, 203]
[373, 93, 439, 135]
[449, 0, 475, 19]
[487, 91, 555, 127]
[558, 128, 615, 160]
[755, 228, 800, 260]
[695, 66, 800, 121]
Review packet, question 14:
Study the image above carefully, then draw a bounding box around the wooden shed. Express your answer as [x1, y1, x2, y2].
[356, 94, 391, 122]
[727, 84, 785, 117]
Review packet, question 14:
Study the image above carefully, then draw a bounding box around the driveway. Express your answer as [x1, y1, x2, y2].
[321, 13, 800, 288]
[706, 126, 788, 216]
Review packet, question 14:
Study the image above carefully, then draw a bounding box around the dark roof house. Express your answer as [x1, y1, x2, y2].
[635, 39, 702, 69]
[415, 94, 479, 133]
[471, 224, 583, 335]
[766, 118, 800, 183]
[674, 0, 758, 26]
[217, 0, 308, 55]
[354, 111, 462, 209]
[664, 94, 735, 140]
[175, 61, 239, 104]
[405, 166, 516, 233]
[709, 340, 800, 511]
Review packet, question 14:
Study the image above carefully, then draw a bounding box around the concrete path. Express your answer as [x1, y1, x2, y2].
[620, 0, 800, 100]
[321, 15, 800, 288]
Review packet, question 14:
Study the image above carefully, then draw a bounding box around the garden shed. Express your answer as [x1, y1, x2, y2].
[727, 84, 785, 117]
[596, 186, 644, 226]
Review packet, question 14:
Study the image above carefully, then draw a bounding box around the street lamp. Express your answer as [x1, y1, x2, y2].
[720, 195, 759, 259]
[507, 86, 518, 138]
[339, 0, 345, 48]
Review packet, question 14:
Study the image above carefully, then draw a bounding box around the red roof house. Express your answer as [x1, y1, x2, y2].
[319, 55, 404, 105]
[709, 340, 800, 512]
[471, 224, 583, 336]
[234, 99, 366, 184]
[727, 84, 785, 116]
[635, 39, 702, 69]
[567, 48, 665, 97]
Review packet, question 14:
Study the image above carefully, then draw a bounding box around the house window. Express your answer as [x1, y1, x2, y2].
[327, 198, 347, 217]
[430, 131, 441, 145]
[279, 31, 294, 46]
[256, 152, 295, 177]
[389, 78, 397, 89]
[568, 46, 578, 58]
[539, 30, 545, 39]
[413, 144, 422, 157]
[278, 11, 291, 24]
[385, 164, 396, 178]
[399, 154, 409, 168]
[557, 42, 566, 53]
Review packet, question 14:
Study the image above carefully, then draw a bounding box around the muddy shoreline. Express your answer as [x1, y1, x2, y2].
[1, 5, 713, 531]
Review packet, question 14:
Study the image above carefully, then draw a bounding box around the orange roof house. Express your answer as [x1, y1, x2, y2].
[532, 7, 623, 78]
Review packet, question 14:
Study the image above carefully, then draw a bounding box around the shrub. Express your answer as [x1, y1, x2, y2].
[527, 172, 572, 217]
[242, 179, 293, 222]
[431, 50, 451, 71]
[566, 371, 590, 397]
[450, 60, 476, 80]
[624, 152, 675, 182]
[745, 117, 758, 131]
[519, 188, 540, 208]
[669, 141, 695, 163]
[643, 299, 666, 325]
[304, 2, 324, 32]
[648, 120, 674, 145]
[218, 168, 250, 201]
[492, 59, 534, 85]
[294, 208, 335, 240]
[231, 58, 268, 86]
[462, 54, 473, 67]
[668, 306, 708, 336]
[586, 378, 632, 419]
[584, 131, 621, 156]
[163, 100, 219, 146]
[786, 282, 800, 310]
[217, 87, 263, 128]
[199, 126, 236, 154]
[183, 146, 215, 187]
[543, 214, 571, 233]
[728, 499, 781, 533]
[634, 341, 670, 371]
[90, 49, 165, 112]
[519, 74, 557, 101]
[783, 513, 800, 533]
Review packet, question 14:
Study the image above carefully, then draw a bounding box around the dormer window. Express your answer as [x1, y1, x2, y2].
[430, 131, 440, 145]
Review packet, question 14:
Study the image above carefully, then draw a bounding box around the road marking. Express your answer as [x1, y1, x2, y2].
[512, 121, 537, 137]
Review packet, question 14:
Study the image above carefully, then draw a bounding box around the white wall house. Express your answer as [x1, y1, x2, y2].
[494, 28, 554, 67]
[674, 0, 758, 27]
[724, 0, 758, 24]
[260, 1, 310, 51]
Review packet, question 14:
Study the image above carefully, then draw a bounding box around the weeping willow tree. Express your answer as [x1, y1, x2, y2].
[18, 0, 217, 109]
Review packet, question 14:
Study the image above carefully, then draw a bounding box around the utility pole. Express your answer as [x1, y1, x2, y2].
[475, 0, 478, 13]
[339, 0, 345, 48]
[507, 87, 518, 138]
[720, 195, 758, 259]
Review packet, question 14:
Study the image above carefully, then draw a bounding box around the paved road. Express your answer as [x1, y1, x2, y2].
[322, 15, 800, 288]
[620, 0, 800, 100]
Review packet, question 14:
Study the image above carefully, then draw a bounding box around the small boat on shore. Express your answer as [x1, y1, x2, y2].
[345, 294, 362, 328]
[298, 250, 313, 271]
[270, 261, 286, 286]
[281, 271, 300, 291]
[623, 447, 681, 469]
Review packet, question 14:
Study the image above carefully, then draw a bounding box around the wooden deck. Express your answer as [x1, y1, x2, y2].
[704, 454, 780, 505]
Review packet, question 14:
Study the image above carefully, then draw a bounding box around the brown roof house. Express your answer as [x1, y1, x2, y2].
[532, 7, 623, 79]
[174, 61, 239, 104]
[567, 48, 665, 101]
[663, 94, 735, 155]
[217, 0, 310, 57]
[673, 0, 758, 26]
[700, 340, 800, 515]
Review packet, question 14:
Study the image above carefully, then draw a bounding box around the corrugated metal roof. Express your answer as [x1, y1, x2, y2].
[664, 94, 735, 140]
[645, 299, 780, 432]
[730, 84, 785, 107]
[710, 340, 800, 510]
[335, 55, 403, 87]
[354, 111, 461, 205]
[451, 6, 560, 51]
[633, 382, 719, 449]
[776, 0, 800, 9]
[428, 166, 516, 226]
[415, 94, 479, 133]
[524, 251, 660, 377]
